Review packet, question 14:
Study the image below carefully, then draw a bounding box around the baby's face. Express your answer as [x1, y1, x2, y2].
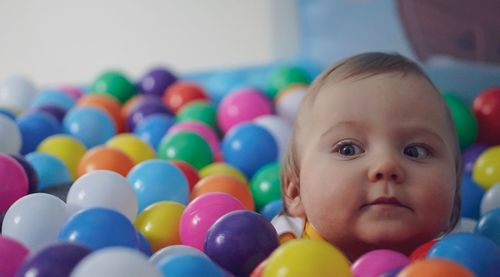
[294, 73, 456, 259]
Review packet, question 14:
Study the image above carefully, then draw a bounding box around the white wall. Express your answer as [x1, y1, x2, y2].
[0, 0, 300, 86]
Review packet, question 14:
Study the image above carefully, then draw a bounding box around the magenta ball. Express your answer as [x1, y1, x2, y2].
[217, 88, 273, 134]
[168, 121, 220, 157]
[0, 154, 28, 212]
[0, 235, 29, 277]
[351, 249, 410, 277]
[179, 192, 245, 251]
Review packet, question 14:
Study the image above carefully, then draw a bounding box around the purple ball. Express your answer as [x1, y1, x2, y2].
[9, 154, 38, 194]
[138, 67, 177, 97]
[126, 96, 172, 131]
[33, 104, 67, 123]
[463, 144, 488, 174]
[16, 242, 92, 277]
[204, 210, 279, 277]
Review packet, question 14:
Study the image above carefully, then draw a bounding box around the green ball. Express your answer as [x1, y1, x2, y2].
[267, 66, 310, 99]
[90, 70, 136, 104]
[158, 131, 213, 170]
[176, 101, 219, 133]
[250, 162, 282, 211]
[443, 93, 478, 149]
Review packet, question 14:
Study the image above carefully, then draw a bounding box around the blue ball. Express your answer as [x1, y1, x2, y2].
[206, 71, 246, 106]
[127, 159, 189, 213]
[63, 106, 116, 148]
[58, 207, 138, 251]
[158, 253, 224, 277]
[17, 111, 61, 154]
[0, 108, 16, 119]
[222, 123, 278, 178]
[32, 89, 76, 112]
[133, 114, 175, 151]
[475, 208, 500, 247]
[25, 152, 71, 191]
[460, 175, 485, 220]
[136, 230, 153, 257]
[260, 199, 283, 221]
[428, 233, 500, 277]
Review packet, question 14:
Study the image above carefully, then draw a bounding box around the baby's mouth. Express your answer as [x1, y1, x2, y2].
[361, 196, 413, 211]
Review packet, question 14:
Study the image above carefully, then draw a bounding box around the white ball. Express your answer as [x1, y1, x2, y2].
[0, 114, 21, 154]
[254, 115, 292, 161]
[67, 170, 138, 222]
[481, 183, 500, 215]
[71, 247, 162, 277]
[2, 193, 69, 250]
[149, 244, 207, 265]
[450, 217, 478, 234]
[275, 85, 307, 123]
[0, 75, 37, 114]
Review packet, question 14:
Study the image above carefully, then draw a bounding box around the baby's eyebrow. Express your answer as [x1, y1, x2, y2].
[398, 126, 446, 145]
[320, 120, 368, 138]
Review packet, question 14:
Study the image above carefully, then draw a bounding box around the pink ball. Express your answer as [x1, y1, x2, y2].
[179, 192, 245, 250]
[59, 85, 85, 100]
[217, 88, 273, 134]
[168, 121, 220, 157]
[0, 154, 28, 212]
[0, 235, 29, 277]
[351, 249, 410, 277]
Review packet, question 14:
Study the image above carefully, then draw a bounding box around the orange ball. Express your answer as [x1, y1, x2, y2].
[77, 94, 125, 133]
[171, 160, 200, 192]
[398, 259, 474, 277]
[163, 81, 208, 114]
[191, 174, 254, 210]
[77, 146, 135, 177]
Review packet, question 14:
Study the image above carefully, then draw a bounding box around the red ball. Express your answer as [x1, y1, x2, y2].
[162, 82, 208, 114]
[171, 160, 200, 192]
[409, 239, 437, 261]
[473, 87, 500, 145]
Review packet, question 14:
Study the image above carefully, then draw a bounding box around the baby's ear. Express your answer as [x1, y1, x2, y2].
[284, 181, 306, 217]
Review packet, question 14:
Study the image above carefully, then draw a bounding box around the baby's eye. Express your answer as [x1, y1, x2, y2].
[333, 142, 364, 156]
[403, 145, 430, 159]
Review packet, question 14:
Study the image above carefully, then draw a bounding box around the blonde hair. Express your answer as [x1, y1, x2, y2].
[281, 52, 462, 233]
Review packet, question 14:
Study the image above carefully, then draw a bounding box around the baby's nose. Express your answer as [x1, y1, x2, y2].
[368, 157, 405, 184]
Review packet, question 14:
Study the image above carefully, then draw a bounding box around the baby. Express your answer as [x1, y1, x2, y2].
[274, 52, 462, 261]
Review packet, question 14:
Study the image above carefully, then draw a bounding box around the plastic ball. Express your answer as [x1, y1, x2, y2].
[205, 71, 246, 106]
[63, 106, 116, 148]
[275, 84, 307, 123]
[59, 85, 84, 100]
[409, 240, 437, 261]
[199, 162, 248, 183]
[32, 89, 76, 112]
[0, 154, 28, 212]
[37, 134, 87, 180]
[472, 87, 500, 145]
[17, 111, 60, 154]
[460, 175, 485, 219]
[120, 94, 144, 129]
[16, 242, 92, 277]
[176, 101, 219, 132]
[351, 249, 410, 277]
[136, 230, 153, 257]
[126, 96, 171, 131]
[133, 114, 175, 150]
[222, 123, 278, 178]
[398, 259, 474, 277]
[158, 253, 225, 277]
[260, 199, 283, 221]
[0, 75, 37, 114]
[204, 210, 279, 277]
[428, 232, 500, 277]
[163, 81, 208, 113]
[472, 145, 500, 190]
[25, 152, 71, 191]
[481, 183, 500, 214]
[250, 163, 281, 211]
[0, 235, 29, 277]
[443, 93, 478, 149]
[451, 217, 478, 234]
[127, 159, 189, 212]
[70, 247, 162, 277]
[67, 170, 138, 222]
[254, 115, 292, 160]
[0, 114, 21, 154]
[267, 66, 310, 99]
[180, 192, 245, 250]
[168, 121, 220, 156]
[158, 131, 213, 170]
[33, 104, 67, 123]
[77, 93, 125, 132]
[134, 201, 185, 253]
[192, 174, 254, 210]
[2, 193, 68, 250]
[149, 245, 206, 265]
[0, 107, 16, 119]
[462, 144, 488, 174]
[90, 70, 136, 104]
[217, 88, 273, 134]
[77, 146, 134, 177]
[138, 67, 177, 97]
[474, 208, 500, 246]
[59, 207, 138, 251]
[106, 133, 155, 165]
[171, 160, 200, 191]
[9, 154, 39, 194]
[263, 239, 351, 277]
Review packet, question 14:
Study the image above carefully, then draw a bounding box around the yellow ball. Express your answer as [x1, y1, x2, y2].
[263, 239, 352, 277]
[472, 145, 500, 190]
[199, 162, 248, 184]
[107, 133, 155, 164]
[135, 201, 185, 253]
[37, 134, 87, 180]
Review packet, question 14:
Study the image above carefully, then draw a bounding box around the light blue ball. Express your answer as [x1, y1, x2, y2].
[32, 89, 76, 112]
[127, 159, 189, 213]
[475, 208, 500, 247]
[133, 114, 175, 151]
[158, 253, 224, 277]
[25, 152, 71, 191]
[63, 106, 115, 148]
[260, 199, 283, 221]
